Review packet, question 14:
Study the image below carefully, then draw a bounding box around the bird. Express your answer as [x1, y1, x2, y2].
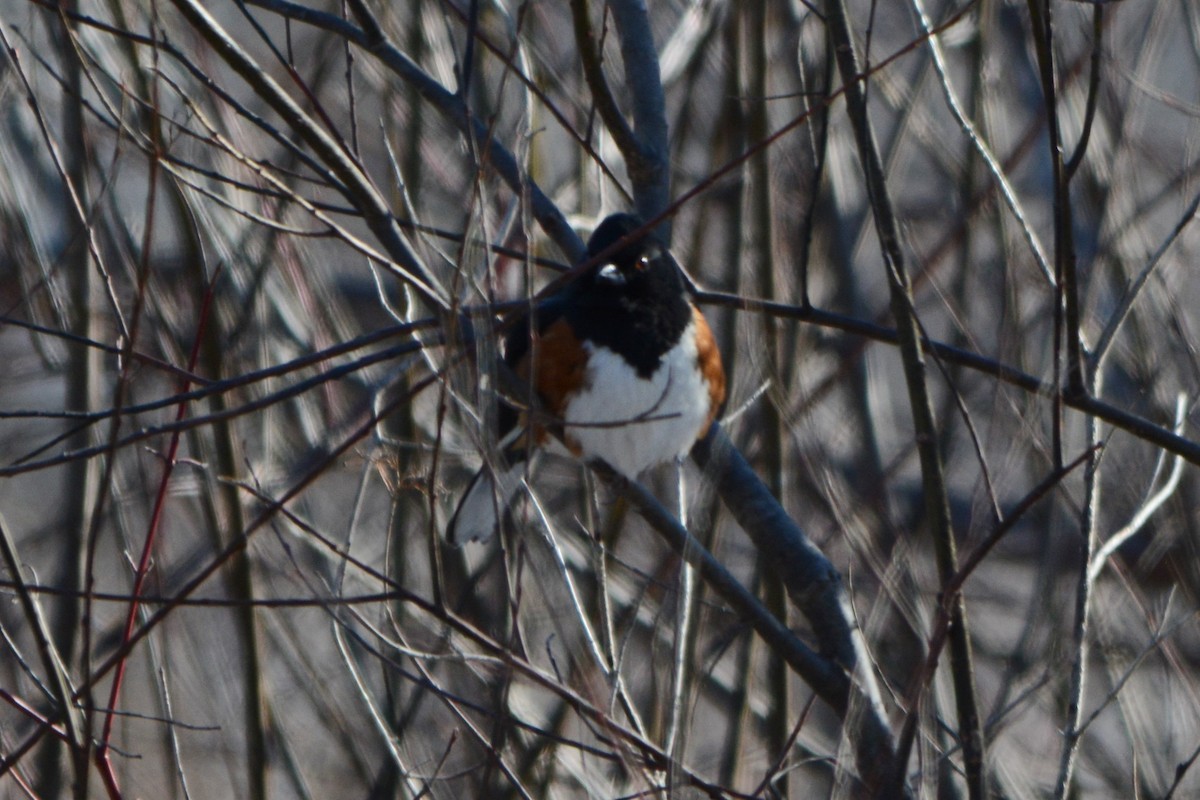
[447, 213, 726, 545]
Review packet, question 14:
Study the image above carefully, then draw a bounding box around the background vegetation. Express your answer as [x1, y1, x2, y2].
[1, 0, 1199, 798]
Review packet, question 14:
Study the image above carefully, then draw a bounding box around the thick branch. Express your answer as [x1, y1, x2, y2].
[607, 0, 672, 227]
[689, 425, 903, 797]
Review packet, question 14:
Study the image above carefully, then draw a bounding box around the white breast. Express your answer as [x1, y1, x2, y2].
[561, 319, 710, 478]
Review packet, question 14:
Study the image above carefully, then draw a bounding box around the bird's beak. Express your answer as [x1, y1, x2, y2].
[597, 263, 626, 284]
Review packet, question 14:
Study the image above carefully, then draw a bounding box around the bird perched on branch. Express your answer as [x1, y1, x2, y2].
[447, 213, 726, 545]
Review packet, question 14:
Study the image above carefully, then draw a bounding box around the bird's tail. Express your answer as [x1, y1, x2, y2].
[445, 460, 526, 546]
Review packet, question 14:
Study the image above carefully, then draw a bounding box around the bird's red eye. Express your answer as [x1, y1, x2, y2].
[636, 256, 651, 271]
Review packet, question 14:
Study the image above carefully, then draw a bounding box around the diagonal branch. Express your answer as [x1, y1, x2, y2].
[570, 0, 641, 165]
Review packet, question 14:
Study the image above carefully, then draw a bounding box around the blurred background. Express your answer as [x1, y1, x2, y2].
[1, 0, 1199, 797]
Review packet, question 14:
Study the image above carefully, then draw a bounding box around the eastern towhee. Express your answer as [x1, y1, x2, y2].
[447, 213, 726, 545]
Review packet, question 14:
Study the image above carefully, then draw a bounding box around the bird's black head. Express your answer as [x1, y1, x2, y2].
[583, 213, 681, 293]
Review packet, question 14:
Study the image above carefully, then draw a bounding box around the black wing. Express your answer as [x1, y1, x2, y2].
[496, 292, 572, 440]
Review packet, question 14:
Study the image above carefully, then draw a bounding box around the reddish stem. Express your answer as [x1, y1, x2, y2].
[94, 267, 222, 792]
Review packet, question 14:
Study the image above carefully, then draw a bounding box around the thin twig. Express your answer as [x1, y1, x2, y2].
[1088, 393, 1187, 583]
[909, 0, 1053, 284]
